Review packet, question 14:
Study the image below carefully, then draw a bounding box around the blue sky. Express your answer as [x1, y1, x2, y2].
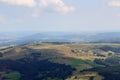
[0, 0, 120, 33]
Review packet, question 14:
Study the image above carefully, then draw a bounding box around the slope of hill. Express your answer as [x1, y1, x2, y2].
[0, 43, 120, 80]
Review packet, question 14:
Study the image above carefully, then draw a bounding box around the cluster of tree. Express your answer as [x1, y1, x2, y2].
[0, 53, 3, 57]
[94, 56, 120, 66]
[82, 65, 120, 80]
[99, 46, 120, 53]
[81, 56, 120, 80]
[41, 42, 72, 44]
[0, 52, 75, 80]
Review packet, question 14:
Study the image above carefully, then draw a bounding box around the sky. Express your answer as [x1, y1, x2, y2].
[0, 0, 120, 33]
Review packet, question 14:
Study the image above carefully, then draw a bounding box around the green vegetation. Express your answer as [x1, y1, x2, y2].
[0, 57, 75, 80]
[4, 71, 21, 80]
[99, 46, 120, 53]
[83, 65, 120, 80]
[0, 43, 120, 80]
[67, 58, 99, 67]
[94, 56, 120, 66]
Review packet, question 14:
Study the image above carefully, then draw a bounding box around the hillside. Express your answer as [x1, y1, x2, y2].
[0, 43, 120, 80]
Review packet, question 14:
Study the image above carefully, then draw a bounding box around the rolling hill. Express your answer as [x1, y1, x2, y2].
[0, 43, 120, 80]
[1, 32, 120, 47]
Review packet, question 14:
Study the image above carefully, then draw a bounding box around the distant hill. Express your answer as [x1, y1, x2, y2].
[1, 32, 120, 46]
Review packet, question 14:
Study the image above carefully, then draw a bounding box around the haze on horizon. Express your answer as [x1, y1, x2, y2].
[0, 0, 120, 33]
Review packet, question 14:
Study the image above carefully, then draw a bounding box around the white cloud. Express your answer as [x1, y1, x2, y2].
[0, 0, 36, 7]
[0, 0, 75, 14]
[108, 0, 120, 16]
[109, 0, 120, 7]
[39, 0, 75, 14]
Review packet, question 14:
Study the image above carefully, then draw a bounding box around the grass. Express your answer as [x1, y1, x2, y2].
[67, 58, 100, 67]
[4, 71, 21, 80]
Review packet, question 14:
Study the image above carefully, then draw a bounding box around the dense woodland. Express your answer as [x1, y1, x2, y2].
[0, 53, 75, 80]
[81, 65, 120, 80]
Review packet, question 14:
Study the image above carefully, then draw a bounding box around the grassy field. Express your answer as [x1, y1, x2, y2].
[3, 71, 21, 80]
[66, 58, 99, 67]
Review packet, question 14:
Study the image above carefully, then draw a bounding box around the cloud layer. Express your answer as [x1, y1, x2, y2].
[0, 0, 75, 14]
[0, 0, 36, 7]
[109, 0, 120, 7]
[39, 0, 75, 14]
